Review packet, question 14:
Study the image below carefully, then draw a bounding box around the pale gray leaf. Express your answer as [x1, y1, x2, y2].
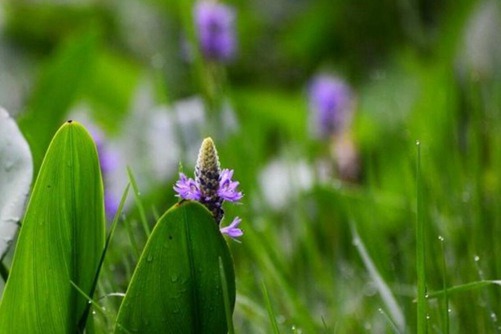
[0, 108, 33, 258]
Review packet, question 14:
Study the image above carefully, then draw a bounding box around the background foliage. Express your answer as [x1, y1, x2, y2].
[0, 0, 500, 332]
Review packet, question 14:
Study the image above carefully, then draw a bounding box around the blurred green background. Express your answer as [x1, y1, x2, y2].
[1, 0, 500, 332]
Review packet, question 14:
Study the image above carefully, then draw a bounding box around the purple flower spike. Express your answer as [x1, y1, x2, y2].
[173, 138, 243, 238]
[309, 74, 352, 138]
[194, 1, 236, 62]
[174, 173, 202, 200]
[220, 217, 243, 239]
[218, 169, 243, 202]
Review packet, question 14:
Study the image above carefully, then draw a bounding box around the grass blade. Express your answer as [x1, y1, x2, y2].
[126, 167, 151, 236]
[351, 224, 405, 332]
[77, 183, 131, 332]
[262, 281, 281, 334]
[438, 236, 449, 333]
[416, 140, 427, 334]
[426, 280, 501, 299]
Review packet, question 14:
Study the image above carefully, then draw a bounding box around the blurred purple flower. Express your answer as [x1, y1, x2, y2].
[194, 1, 236, 62]
[104, 193, 119, 220]
[309, 74, 352, 138]
[220, 217, 243, 239]
[89, 126, 119, 220]
[174, 173, 202, 200]
[218, 169, 243, 202]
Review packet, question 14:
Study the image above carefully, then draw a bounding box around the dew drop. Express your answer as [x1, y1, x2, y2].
[438, 235, 444, 241]
[474, 255, 480, 262]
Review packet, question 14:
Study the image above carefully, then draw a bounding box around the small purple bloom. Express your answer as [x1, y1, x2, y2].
[220, 217, 243, 239]
[174, 173, 202, 200]
[194, 1, 236, 62]
[104, 191, 119, 220]
[89, 125, 120, 220]
[309, 74, 352, 138]
[218, 169, 243, 202]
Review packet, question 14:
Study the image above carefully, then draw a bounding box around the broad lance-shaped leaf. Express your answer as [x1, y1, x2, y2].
[115, 201, 236, 334]
[0, 121, 105, 333]
[0, 108, 33, 259]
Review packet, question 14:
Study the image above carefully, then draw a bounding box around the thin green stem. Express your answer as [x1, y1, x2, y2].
[126, 167, 151, 237]
[262, 281, 280, 334]
[416, 140, 427, 334]
[439, 236, 449, 334]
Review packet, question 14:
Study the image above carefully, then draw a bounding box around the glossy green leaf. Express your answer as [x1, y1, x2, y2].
[0, 121, 105, 333]
[115, 201, 235, 334]
[0, 108, 33, 259]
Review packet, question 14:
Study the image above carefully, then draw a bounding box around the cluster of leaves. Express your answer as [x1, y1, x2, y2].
[0, 118, 235, 333]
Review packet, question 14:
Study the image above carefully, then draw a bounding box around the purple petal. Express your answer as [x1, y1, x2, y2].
[104, 191, 119, 220]
[308, 74, 352, 137]
[174, 173, 202, 200]
[218, 169, 243, 202]
[88, 125, 119, 174]
[220, 217, 243, 239]
[194, 1, 236, 62]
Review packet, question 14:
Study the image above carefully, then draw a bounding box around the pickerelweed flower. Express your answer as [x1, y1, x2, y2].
[194, 1, 236, 62]
[174, 137, 243, 239]
[308, 74, 353, 138]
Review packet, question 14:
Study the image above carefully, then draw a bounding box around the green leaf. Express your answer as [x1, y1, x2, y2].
[0, 108, 33, 260]
[0, 121, 105, 333]
[114, 201, 235, 334]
